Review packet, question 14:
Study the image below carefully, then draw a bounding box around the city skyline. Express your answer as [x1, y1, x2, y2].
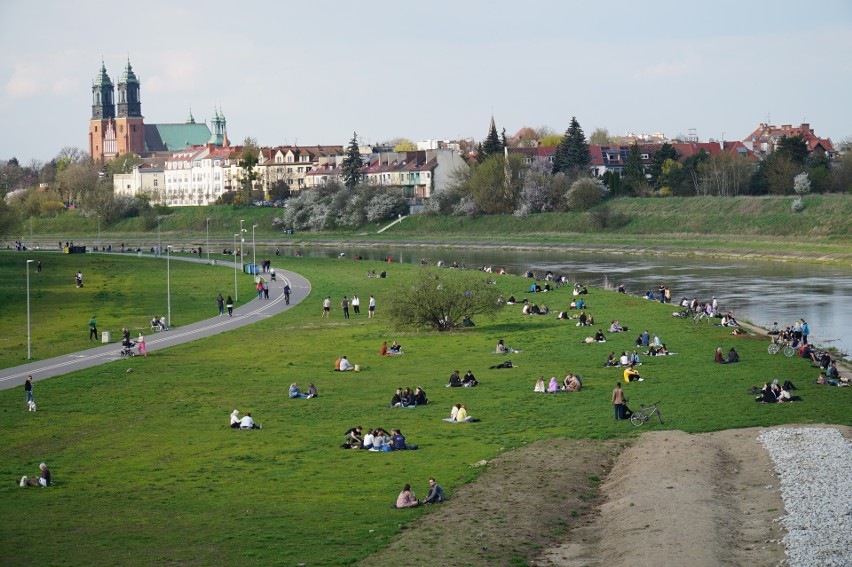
[1, 0, 851, 164]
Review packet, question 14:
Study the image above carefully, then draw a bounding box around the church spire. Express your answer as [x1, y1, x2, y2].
[91, 61, 115, 120]
[117, 58, 142, 118]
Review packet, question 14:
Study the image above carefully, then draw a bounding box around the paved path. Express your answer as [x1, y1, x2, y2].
[0, 254, 311, 391]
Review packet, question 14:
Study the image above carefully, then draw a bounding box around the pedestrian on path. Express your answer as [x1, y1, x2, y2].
[138, 333, 147, 356]
[322, 296, 331, 317]
[284, 284, 291, 305]
[226, 296, 234, 316]
[89, 315, 98, 340]
[36, 261, 42, 273]
[217, 294, 224, 316]
[25, 375, 34, 410]
[256, 280, 264, 300]
[263, 280, 270, 299]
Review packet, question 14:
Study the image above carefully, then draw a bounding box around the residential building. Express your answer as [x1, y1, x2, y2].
[743, 122, 836, 159]
[257, 145, 343, 194]
[113, 166, 165, 201]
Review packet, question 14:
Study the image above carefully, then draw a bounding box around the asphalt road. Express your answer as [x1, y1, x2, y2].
[0, 253, 311, 391]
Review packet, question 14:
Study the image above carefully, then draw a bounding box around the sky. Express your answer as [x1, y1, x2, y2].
[1, 0, 851, 164]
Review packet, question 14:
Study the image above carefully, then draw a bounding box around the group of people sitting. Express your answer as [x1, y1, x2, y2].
[534, 373, 582, 393]
[334, 356, 358, 371]
[522, 302, 550, 315]
[395, 478, 445, 508]
[343, 426, 417, 450]
[390, 387, 428, 407]
[229, 410, 261, 429]
[447, 370, 479, 387]
[817, 366, 849, 387]
[443, 403, 477, 422]
[19, 463, 50, 488]
[605, 351, 642, 367]
[150, 316, 168, 332]
[583, 329, 607, 343]
[714, 347, 740, 364]
[562, 310, 593, 326]
[289, 382, 318, 399]
[379, 341, 404, 355]
[754, 380, 798, 403]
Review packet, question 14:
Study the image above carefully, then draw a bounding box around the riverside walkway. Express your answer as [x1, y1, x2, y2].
[0, 254, 310, 391]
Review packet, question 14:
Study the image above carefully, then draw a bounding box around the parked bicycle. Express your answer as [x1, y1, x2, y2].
[767, 340, 796, 357]
[630, 401, 664, 426]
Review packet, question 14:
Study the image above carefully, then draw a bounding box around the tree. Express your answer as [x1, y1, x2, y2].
[648, 143, 679, 186]
[621, 142, 645, 195]
[238, 137, 259, 204]
[775, 135, 809, 166]
[539, 133, 562, 147]
[515, 156, 554, 216]
[793, 172, 811, 195]
[386, 269, 502, 331]
[552, 117, 591, 176]
[566, 177, 607, 211]
[481, 117, 503, 160]
[107, 152, 143, 177]
[56, 161, 99, 206]
[392, 138, 417, 152]
[697, 152, 752, 196]
[830, 152, 852, 193]
[268, 180, 291, 201]
[762, 156, 799, 194]
[467, 153, 525, 214]
[342, 132, 363, 189]
[590, 127, 613, 146]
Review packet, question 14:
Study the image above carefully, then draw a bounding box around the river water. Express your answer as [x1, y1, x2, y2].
[265, 244, 852, 356]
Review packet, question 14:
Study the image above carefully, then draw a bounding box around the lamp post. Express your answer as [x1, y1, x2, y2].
[206, 217, 211, 264]
[157, 216, 161, 256]
[97, 216, 100, 252]
[233, 233, 239, 302]
[239, 219, 245, 271]
[252, 224, 258, 269]
[166, 246, 172, 328]
[26, 260, 34, 359]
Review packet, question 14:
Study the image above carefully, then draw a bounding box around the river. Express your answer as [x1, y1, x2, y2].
[263, 244, 852, 356]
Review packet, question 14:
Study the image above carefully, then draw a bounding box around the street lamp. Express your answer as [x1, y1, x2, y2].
[239, 219, 245, 271]
[166, 246, 172, 329]
[233, 233, 239, 302]
[206, 217, 211, 264]
[26, 260, 34, 359]
[157, 216, 161, 256]
[252, 224, 259, 269]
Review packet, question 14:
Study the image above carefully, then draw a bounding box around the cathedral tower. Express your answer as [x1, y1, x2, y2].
[114, 59, 145, 156]
[88, 61, 116, 161]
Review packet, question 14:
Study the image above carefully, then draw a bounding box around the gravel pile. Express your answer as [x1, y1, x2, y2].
[758, 427, 852, 567]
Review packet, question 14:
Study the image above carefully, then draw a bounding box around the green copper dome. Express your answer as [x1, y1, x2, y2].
[120, 59, 139, 85]
[93, 61, 113, 87]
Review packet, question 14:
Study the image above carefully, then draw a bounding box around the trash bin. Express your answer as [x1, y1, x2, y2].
[211, 259, 216, 266]
[101, 331, 111, 343]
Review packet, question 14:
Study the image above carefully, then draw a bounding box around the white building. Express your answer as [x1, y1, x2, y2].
[113, 166, 165, 202]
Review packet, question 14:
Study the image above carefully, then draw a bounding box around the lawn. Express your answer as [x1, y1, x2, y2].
[0, 256, 848, 566]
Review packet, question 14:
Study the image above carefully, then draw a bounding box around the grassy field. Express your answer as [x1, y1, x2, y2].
[9, 195, 852, 263]
[0, 252, 240, 367]
[0, 256, 849, 566]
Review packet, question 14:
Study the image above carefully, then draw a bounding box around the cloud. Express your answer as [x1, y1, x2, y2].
[5, 65, 40, 98]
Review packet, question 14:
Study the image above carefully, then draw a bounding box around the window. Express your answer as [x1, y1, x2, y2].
[287, 155, 293, 163]
[640, 154, 649, 160]
[153, 179, 158, 186]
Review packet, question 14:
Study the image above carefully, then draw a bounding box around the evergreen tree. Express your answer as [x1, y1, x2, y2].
[648, 142, 679, 186]
[552, 117, 591, 175]
[622, 142, 645, 193]
[342, 132, 364, 189]
[481, 116, 503, 159]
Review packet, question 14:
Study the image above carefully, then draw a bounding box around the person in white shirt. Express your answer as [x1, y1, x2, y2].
[619, 352, 630, 366]
[230, 409, 241, 429]
[352, 295, 360, 315]
[339, 356, 355, 371]
[361, 429, 375, 450]
[239, 413, 261, 429]
[368, 295, 376, 318]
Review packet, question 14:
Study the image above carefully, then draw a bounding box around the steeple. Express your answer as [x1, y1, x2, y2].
[208, 106, 227, 146]
[186, 107, 196, 124]
[117, 58, 142, 118]
[91, 61, 115, 120]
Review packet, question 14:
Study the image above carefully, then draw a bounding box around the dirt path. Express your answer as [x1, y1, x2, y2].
[362, 425, 851, 567]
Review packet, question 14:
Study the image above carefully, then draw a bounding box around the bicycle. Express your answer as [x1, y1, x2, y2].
[693, 311, 712, 324]
[630, 401, 664, 426]
[767, 341, 795, 357]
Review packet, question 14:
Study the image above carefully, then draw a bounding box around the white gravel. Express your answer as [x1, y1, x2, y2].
[758, 427, 852, 567]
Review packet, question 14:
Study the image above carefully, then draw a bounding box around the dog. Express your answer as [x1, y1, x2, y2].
[27, 400, 36, 412]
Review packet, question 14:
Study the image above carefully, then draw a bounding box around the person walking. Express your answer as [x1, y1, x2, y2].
[137, 333, 147, 356]
[612, 382, 626, 421]
[88, 315, 98, 341]
[226, 296, 234, 317]
[283, 284, 291, 305]
[217, 294, 225, 316]
[368, 295, 376, 318]
[24, 375, 34, 410]
[36, 261, 42, 273]
[341, 296, 350, 319]
[263, 280, 270, 299]
[322, 296, 331, 317]
[256, 280, 264, 300]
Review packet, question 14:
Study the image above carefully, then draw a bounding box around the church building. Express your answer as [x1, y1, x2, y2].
[88, 60, 228, 161]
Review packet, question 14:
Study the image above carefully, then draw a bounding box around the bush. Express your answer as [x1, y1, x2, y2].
[791, 197, 805, 212]
[566, 177, 607, 211]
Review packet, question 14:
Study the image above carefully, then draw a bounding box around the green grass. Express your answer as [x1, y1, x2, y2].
[0, 252, 239, 367]
[0, 256, 849, 566]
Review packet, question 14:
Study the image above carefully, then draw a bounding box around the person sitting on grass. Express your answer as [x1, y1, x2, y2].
[343, 426, 363, 448]
[289, 383, 310, 398]
[619, 351, 630, 366]
[389, 341, 403, 354]
[534, 376, 546, 393]
[379, 341, 389, 356]
[391, 428, 417, 450]
[777, 385, 793, 403]
[395, 484, 419, 508]
[594, 329, 606, 342]
[336, 356, 356, 371]
[230, 409, 241, 428]
[20, 463, 51, 488]
[715, 347, 725, 363]
[454, 404, 475, 421]
[361, 428, 375, 450]
[623, 364, 643, 383]
[462, 370, 479, 387]
[726, 348, 740, 364]
[817, 372, 849, 387]
[562, 373, 582, 392]
[371, 429, 390, 450]
[547, 376, 559, 393]
[605, 352, 618, 367]
[608, 320, 626, 333]
[448, 370, 462, 387]
[422, 478, 445, 504]
[391, 388, 405, 408]
[576, 298, 586, 309]
[413, 386, 428, 405]
[239, 412, 261, 429]
[496, 339, 511, 353]
[755, 383, 777, 403]
[577, 311, 589, 326]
